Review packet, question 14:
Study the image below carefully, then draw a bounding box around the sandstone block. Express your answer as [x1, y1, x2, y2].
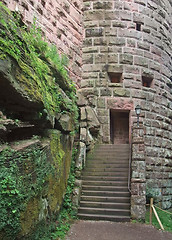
[94, 38, 107, 46]
[131, 205, 146, 220]
[59, 113, 74, 132]
[131, 195, 146, 205]
[97, 109, 109, 117]
[83, 54, 93, 64]
[81, 79, 95, 88]
[108, 53, 118, 63]
[76, 142, 86, 169]
[118, 29, 142, 40]
[112, 21, 127, 28]
[109, 37, 126, 46]
[120, 11, 132, 21]
[119, 54, 133, 64]
[137, 41, 150, 51]
[80, 107, 87, 121]
[95, 54, 107, 64]
[98, 116, 109, 124]
[97, 98, 106, 108]
[93, 1, 113, 10]
[131, 183, 146, 196]
[107, 98, 133, 110]
[76, 92, 88, 106]
[113, 88, 130, 97]
[105, 11, 119, 20]
[100, 88, 112, 96]
[85, 106, 100, 134]
[134, 56, 149, 67]
[80, 127, 87, 142]
[85, 27, 104, 37]
[84, 10, 104, 21]
[133, 12, 144, 24]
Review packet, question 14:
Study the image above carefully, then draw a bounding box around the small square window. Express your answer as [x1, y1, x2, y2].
[142, 76, 153, 88]
[136, 23, 141, 31]
[108, 72, 122, 83]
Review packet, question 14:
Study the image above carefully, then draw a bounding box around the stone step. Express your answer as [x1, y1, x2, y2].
[78, 144, 131, 222]
[86, 157, 129, 162]
[77, 213, 130, 222]
[80, 196, 130, 203]
[95, 144, 130, 150]
[91, 150, 129, 154]
[82, 185, 129, 192]
[83, 167, 129, 172]
[81, 190, 130, 197]
[79, 201, 130, 210]
[88, 154, 129, 159]
[81, 176, 128, 181]
[82, 180, 128, 187]
[86, 163, 129, 168]
[78, 207, 130, 216]
[82, 171, 128, 177]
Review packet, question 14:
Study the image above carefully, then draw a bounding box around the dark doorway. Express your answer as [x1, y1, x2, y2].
[110, 110, 129, 144]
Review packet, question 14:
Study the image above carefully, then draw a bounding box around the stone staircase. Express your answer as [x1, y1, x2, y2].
[78, 144, 131, 222]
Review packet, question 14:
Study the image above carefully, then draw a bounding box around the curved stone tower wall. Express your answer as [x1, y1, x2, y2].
[82, 0, 172, 208]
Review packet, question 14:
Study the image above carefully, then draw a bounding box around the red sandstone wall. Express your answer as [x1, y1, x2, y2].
[2, 0, 83, 87]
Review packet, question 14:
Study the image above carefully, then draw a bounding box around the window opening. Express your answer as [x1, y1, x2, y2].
[108, 72, 122, 83]
[136, 23, 141, 31]
[142, 76, 153, 88]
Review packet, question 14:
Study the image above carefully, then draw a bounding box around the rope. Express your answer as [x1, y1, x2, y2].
[154, 205, 172, 215]
[146, 203, 172, 215]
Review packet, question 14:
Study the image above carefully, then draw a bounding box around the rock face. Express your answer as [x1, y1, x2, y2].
[0, 4, 78, 239]
[82, 0, 172, 211]
[1, 0, 83, 87]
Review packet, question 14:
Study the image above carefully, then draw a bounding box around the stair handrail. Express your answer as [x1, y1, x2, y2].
[128, 143, 132, 193]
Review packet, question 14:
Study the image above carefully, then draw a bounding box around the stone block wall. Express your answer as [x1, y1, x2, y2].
[2, 0, 83, 87]
[82, 0, 172, 208]
[131, 124, 146, 220]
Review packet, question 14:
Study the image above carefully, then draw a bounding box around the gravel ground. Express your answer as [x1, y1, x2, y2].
[65, 220, 172, 240]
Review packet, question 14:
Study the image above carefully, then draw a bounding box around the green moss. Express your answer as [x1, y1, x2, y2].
[0, 2, 79, 130]
[0, 144, 52, 239]
[49, 130, 65, 176]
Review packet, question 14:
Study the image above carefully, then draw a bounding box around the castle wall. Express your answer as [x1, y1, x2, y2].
[2, 0, 83, 87]
[2, 0, 172, 210]
[82, 0, 172, 208]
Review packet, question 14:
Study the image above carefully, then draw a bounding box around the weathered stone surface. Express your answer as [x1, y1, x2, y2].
[131, 205, 146, 220]
[113, 88, 130, 97]
[131, 196, 146, 206]
[119, 54, 133, 64]
[80, 127, 87, 142]
[131, 183, 146, 196]
[79, 88, 99, 97]
[107, 98, 133, 110]
[85, 28, 104, 37]
[76, 142, 86, 170]
[77, 92, 88, 107]
[93, 1, 113, 10]
[100, 88, 112, 96]
[97, 98, 106, 108]
[59, 113, 74, 132]
[85, 106, 100, 134]
[80, 107, 87, 121]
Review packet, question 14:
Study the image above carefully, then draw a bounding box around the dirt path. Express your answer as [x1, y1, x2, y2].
[66, 220, 172, 240]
